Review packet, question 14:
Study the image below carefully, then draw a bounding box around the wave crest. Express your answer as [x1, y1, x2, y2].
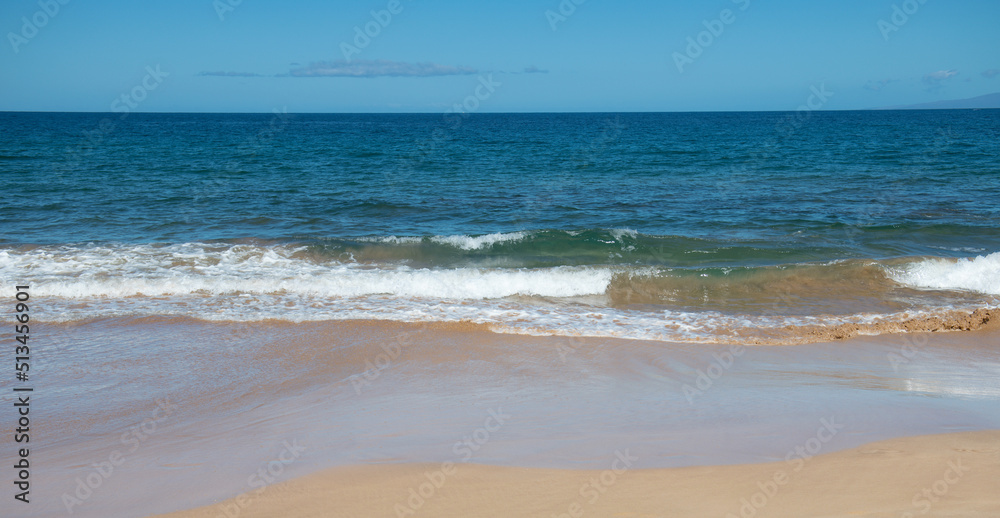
[890, 252, 1000, 295]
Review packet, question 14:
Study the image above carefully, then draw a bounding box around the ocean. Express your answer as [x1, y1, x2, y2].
[2, 110, 998, 343]
[4, 110, 1000, 517]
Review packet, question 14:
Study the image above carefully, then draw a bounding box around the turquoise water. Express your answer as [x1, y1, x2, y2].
[1, 110, 998, 341]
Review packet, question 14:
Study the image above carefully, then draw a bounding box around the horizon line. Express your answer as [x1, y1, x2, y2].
[3, 108, 999, 115]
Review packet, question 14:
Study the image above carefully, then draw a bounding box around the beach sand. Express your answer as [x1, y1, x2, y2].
[158, 430, 1000, 518]
[152, 323, 999, 518]
[18, 320, 1000, 517]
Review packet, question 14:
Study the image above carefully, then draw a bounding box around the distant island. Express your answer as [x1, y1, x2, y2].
[878, 92, 1000, 110]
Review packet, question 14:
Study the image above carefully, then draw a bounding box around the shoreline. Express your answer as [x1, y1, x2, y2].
[156, 430, 1000, 518]
[39, 303, 1000, 347]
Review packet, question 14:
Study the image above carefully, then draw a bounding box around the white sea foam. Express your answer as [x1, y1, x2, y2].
[609, 228, 638, 240]
[429, 231, 529, 250]
[19, 289, 985, 344]
[361, 236, 423, 245]
[2, 244, 995, 343]
[889, 252, 1000, 295]
[0, 243, 610, 299]
[356, 232, 531, 250]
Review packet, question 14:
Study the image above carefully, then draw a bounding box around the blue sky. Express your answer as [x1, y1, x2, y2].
[1, 0, 998, 112]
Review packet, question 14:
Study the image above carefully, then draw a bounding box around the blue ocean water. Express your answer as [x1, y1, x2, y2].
[2, 111, 999, 247]
[1, 111, 998, 342]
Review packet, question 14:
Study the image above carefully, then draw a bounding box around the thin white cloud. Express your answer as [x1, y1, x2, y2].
[198, 71, 268, 77]
[923, 69, 958, 84]
[287, 60, 478, 78]
[922, 69, 959, 92]
[983, 69, 1000, 79]
[198, 60, 479, 79]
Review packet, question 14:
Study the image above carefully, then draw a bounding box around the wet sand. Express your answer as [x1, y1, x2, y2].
[158, 430, 1000, 518]
[784, 306, 999, 344]
[8, 319, 1000, 517]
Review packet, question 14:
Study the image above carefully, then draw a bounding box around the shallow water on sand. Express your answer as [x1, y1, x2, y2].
[6, 319, 999, 517]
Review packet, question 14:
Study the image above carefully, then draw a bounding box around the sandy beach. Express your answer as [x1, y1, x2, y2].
[10, 319, 999, 517]
[159, 430, 1000, 518]
[157, 322, 1000, 518]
